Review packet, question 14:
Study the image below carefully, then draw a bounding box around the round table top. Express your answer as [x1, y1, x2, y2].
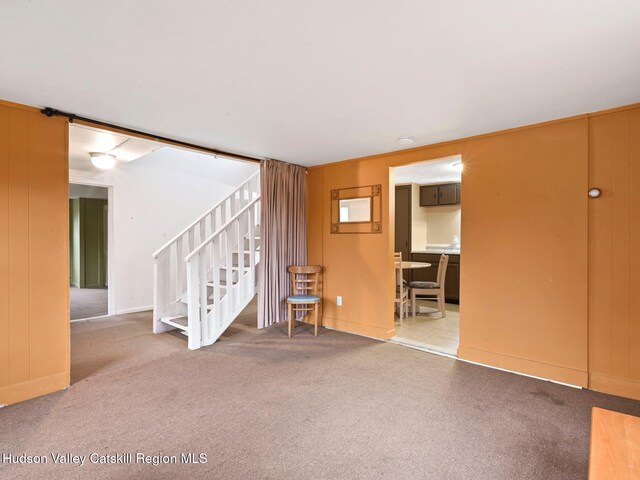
[400, 261, 432, 269]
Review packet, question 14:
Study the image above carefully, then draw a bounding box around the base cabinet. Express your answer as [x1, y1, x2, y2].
[410, 253, 460, 303]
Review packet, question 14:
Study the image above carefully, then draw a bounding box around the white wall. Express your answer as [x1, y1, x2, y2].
[69, 183, 108, 199]
[70, 147, 258, 314]
[425, 204, 461, 245]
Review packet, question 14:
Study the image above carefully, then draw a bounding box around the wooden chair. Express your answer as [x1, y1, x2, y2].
[409, 254, 449, 318]
[394, 252, 409, 324]
[287, 265, 322, 337]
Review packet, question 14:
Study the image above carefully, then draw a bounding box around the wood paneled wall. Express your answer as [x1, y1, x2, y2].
[308, 103, 640, 396]
[0, 95, 638, 403]
[0, 101, 69, 405]
[588, 106, 640, 399]
[308, 118, 590, 386]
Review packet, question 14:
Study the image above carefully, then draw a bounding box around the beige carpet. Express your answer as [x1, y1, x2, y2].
[70, 286, 108, 320]
[1, 301, 640, 479]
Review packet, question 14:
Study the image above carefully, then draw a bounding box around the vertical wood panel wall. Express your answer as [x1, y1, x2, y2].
[0, 101, 69, 405]
[308, 118, 590, 386]
[588, 106, 640, 399]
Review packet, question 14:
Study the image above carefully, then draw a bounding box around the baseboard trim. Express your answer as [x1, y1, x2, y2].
[320, 315, 394, 340]
[0, 372, 69, 405]
[589, 373, 640, 401]
[116, 305, 153, 315]
[458, 345, 588, 388]
[70, 305, 152, 322]
[71, 314, 111, 322]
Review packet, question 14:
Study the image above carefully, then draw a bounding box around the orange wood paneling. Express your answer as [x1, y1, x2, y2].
[588, 107, 640, 399]
[588, 114, 613, 379]
[309, 116, 590, 386]
[307, 168, 323, 266]
[307, 168, 324, 320]
[8, 107, 30, 384]
[28, 113, 69, 379]
[630, 110, 640, 383]
[0, 106, 9, 388]
[0, 101, 69, 405]
[460, 121, 589, 385]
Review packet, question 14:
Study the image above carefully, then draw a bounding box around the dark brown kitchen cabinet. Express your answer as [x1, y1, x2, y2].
[410, 253, 460, 303]
[419, 185, 439, 206]
[438, 183, 458, 205]
[419, 183, 460, 206]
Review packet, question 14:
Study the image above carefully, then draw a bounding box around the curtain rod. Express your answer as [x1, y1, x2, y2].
[40, 106, 264, 164]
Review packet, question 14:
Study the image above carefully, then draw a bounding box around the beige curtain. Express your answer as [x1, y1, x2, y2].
[258, 159, 307, 328]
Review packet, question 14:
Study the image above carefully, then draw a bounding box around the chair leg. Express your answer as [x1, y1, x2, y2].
[288, 303, 293, 337]
[438, 292, 446, 318]
[411, 290, 416, 317]
[314, 304, 319, 337]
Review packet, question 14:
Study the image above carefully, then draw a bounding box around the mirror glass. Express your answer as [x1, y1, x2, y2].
[339, 197, 371, 223]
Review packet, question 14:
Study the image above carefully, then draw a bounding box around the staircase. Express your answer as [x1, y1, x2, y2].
[152, 171, 261, 349]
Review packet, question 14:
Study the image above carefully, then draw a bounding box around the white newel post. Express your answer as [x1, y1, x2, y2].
[186, 255, 202, 350]
[153, 249, 175, 333]
[249, 206, 256, 292]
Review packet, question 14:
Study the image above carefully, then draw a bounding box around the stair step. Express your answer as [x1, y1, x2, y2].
[160, 315, 188, 331]
[234, 246, 260, 254]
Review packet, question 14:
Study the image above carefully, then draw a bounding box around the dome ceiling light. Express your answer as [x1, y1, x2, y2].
[90, 152, 117, 170]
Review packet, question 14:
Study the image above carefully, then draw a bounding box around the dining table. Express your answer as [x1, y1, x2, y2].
[400, 261, 431, 270]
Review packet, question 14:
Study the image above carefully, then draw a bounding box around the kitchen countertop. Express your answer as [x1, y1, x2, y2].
[412, 245, 461, 255]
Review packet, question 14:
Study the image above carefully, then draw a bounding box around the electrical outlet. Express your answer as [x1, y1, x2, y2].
[336, 296, 342, 306]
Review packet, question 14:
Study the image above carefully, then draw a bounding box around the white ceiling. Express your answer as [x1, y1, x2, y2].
[1, 1, 639, 166]
[69, 124, 163, 171]
[394, 156, 462, 185]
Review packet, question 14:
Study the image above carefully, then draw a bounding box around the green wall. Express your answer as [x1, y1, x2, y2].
[69, 198, 107, 288]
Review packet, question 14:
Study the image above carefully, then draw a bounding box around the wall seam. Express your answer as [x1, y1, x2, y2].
[628, 112, 632, 380]
[27, 113, 31, 381]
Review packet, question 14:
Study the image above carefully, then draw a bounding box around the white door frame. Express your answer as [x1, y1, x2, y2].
[69, 174, 116, 317]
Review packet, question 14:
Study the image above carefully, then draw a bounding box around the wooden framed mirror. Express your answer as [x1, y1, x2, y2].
[331, 184, 382, 234]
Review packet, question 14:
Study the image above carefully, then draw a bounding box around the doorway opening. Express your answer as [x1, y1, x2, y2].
[392, 155, 462, 355]
[66, 121, 261, 348]
[69, 183, 110, 320]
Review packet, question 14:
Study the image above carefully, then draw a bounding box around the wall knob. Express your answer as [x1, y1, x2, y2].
[588, 188, 601, 199]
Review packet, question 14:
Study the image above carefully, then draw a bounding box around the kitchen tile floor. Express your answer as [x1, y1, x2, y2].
[393, 299, 459, 355]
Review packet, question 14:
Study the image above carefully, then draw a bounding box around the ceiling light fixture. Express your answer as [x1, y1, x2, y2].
[90, 152, 117, 170]
[452, 161, 463, 172]
[398, 136, 414, 145]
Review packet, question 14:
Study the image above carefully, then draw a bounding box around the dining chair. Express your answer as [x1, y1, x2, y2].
[394, 252, 408, 324]
[409, 254, 449, 318]
[287, 265, 322, 337]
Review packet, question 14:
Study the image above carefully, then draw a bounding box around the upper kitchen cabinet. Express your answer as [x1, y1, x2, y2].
[419, 185, 439, 206]
[419, 183, 460, 206]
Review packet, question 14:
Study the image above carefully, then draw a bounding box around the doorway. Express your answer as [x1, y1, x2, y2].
[69, 183, 110, 320]
[391, 156, 462, 355]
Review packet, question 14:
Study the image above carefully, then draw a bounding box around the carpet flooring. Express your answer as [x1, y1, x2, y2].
[70, 286, 108, 320]
[1, 301, 640, 479]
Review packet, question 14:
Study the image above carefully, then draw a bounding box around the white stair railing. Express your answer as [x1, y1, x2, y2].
[152, 171, 260, 342]
[184, 197, 260, 348]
